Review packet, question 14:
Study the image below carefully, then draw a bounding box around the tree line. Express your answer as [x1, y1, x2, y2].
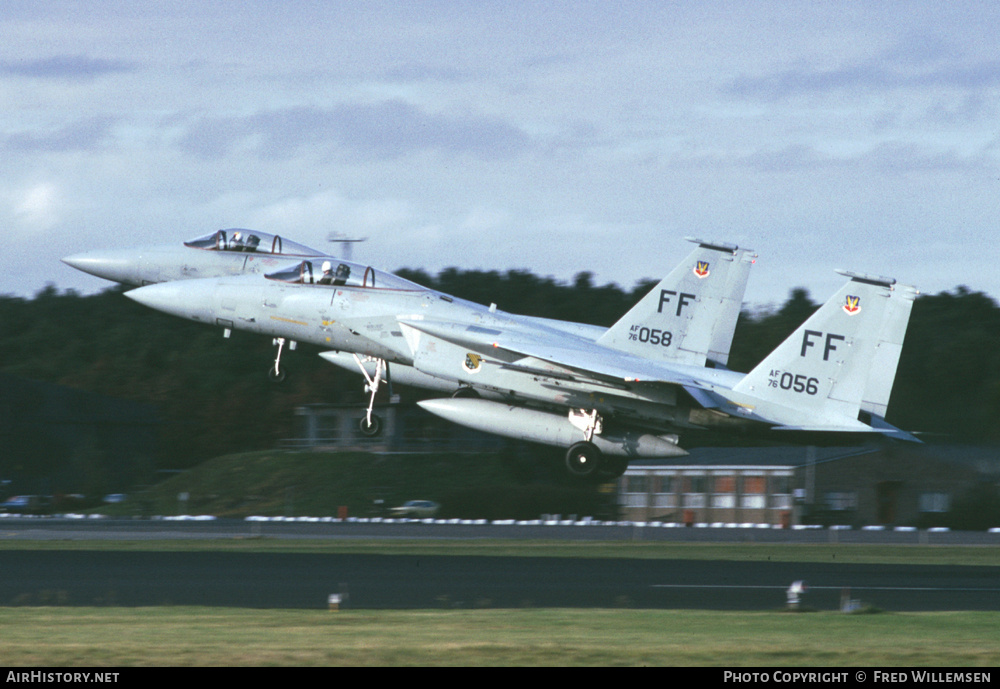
[2, 271, 999, 473]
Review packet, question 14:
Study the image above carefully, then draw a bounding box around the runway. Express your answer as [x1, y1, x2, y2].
[2, 519, 998, 611]
[4, 515, 1000, 545]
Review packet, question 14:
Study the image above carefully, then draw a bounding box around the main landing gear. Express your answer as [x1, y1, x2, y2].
[563, 409, 628, 481]
[565, 441, 602, 477]
[563, 441, 629, 481]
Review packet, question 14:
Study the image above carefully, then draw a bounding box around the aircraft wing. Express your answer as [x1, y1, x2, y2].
[397, 317, 712, 390]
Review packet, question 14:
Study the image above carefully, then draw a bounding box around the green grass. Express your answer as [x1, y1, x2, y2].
[0, 607, 996, 666]
[6, 447, 998, 666]
[1, 539, 998, 566]
[93, 449, 537, 519]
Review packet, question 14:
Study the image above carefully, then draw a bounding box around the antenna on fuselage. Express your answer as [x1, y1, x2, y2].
[327, 232, 367, 262]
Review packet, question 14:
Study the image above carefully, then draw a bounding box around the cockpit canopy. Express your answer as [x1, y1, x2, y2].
[184, 229, 324, 257]
[266, 260, 423, 291]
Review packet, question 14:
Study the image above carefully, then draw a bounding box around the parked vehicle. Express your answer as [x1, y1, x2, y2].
[0, 495, 50, 514]
[389, 500, 440, 518]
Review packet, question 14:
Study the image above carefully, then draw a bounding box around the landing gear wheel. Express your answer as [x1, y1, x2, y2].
[451, 386, 480, 399]
[268, 365, 286, 383]
[359, 414, 382, 437]
[565, 441, 603, 479]
[269, 337, 293, 383]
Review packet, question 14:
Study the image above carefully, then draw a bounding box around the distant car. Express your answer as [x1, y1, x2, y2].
[389, 500, 440, 518]
[0, 495, 47, 514]
[102, 493, 127, 504]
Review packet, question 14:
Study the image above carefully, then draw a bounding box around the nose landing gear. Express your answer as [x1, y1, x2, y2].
[268, 337, 297, 383]
[353, 353, 396, 437]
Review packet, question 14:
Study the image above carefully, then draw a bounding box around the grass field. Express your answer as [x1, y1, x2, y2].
[6, 444, 996, 666]
[2, 538, 998, 566]
[1, 607, 998, 666]
[1, 539, 998, 666]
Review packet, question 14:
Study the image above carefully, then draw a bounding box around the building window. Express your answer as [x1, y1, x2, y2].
[683, 475, 706, 494]
[653, 475, 673, 495]
[712, 475, 736, 508]
[652, 475, 675, 509]
[769, 474, 793, 509]
[653, 492, 676, 509]
[919, 492, 950, 513]
[770, 475, 791, 494]
[738, 475, 765, 509]
[825, 491, 858, 511]
[771, 494, 792, 509]
[623, 493, 647, 508]
[625, 475, 648, 494]
[683, 493, 706, 508]
[682, 475, 706, 508]
[621, 474, 646, 508]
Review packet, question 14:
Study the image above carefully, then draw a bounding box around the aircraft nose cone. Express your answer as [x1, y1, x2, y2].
[125, 281, 204, 320]
[61, 250, 138, 285]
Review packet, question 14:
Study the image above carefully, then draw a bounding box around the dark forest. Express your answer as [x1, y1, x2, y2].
[2, 270, 999, 472]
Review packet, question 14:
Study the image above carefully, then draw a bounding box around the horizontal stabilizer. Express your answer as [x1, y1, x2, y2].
[772, 423, 876, 433]
[866, 413, 922, 443]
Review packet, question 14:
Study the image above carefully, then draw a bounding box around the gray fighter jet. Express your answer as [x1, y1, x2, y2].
[117, 236, 917, 479]
[61, 229, 327, 287]
[62, 228, 340, 380]
[120, 238, 754, 429]
[408, 269, 918, 477]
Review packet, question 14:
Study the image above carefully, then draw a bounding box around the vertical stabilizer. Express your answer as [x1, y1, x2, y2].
[734, 271, 910, 425]
[597, 238, 756, 367]
[860, 283, 919, 418]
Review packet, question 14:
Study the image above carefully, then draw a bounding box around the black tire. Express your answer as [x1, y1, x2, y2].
[564, 441, 603, 479]
[268, 365, 286, 383]
[359, 414, 382, 437]
[451, 386, 480, 399]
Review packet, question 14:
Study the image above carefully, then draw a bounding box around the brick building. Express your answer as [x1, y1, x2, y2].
[619, 444, 997, 527]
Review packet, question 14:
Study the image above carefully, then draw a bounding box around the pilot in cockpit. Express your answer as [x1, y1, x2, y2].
[318, 261, 351, 286]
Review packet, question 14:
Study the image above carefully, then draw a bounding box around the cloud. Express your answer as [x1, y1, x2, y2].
[729, 59, 1000, 99]
[856, 141, 991, 172]
[732, 141, 988, 174]
[725, 37, 1000, 100]
[0, 55, 137, 80]
[246, 191, 414, 240]
[248, 191, 347, 233]
[381, 63, 469, 82]
[177, 100, 531, 161]
[3, 116, 118, 153]
[11, 182, 61, 232]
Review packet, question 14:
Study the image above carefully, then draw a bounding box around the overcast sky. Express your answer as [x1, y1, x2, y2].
[3, 2, 998, 310]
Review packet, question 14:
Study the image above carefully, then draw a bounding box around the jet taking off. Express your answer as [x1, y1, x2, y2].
[411, 270, 919, 478]
[121, 239, 755, 469]
[62, 228, 335, 380]
[118, 234, 917, 479]
[62, 229, 327, 287]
